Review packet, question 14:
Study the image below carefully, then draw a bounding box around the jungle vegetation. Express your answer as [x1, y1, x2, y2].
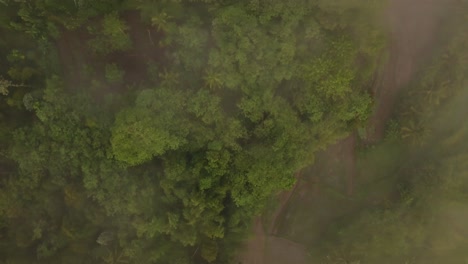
[2, 0, 466, 263]
[0, 1, 385, 262]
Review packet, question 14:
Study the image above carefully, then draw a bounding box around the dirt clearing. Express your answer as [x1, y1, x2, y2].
[55, 11, 164, 98]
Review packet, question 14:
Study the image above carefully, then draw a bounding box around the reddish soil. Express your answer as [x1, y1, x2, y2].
[236, 172, 303, 264]
[55, 26, 91, 89]
[268, 171, 303, 235]
[236, 219, 309, 264]
[236, 218, 266, 264]
[55, 11, 165, 98]
[264, 236, 308, 264]
[110, 11, 166, 84]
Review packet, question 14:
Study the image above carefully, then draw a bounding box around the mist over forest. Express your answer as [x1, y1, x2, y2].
[0, 0, 467, 263]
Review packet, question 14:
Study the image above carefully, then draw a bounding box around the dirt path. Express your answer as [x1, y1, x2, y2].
[236, 218, 265, 264]
[268, 171, 303, 235]
[237, 0, 452, 263]
[236, 172, 302, 264]
[367, 0, 451, 142]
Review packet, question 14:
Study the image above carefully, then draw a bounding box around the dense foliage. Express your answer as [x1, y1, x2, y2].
[0, 0, 384, 263]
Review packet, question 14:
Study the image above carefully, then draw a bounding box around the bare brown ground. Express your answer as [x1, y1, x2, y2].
[264, 236, 308, 264]
[268, 171, 303, 235]
[55, 11, 164, 97]
[237, 0, 452, 262]
[236, 218, 266, 264]
[235, 174, 307, 264]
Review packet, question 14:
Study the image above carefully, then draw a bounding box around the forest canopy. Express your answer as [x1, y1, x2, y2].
[0, 0, 386, 263]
